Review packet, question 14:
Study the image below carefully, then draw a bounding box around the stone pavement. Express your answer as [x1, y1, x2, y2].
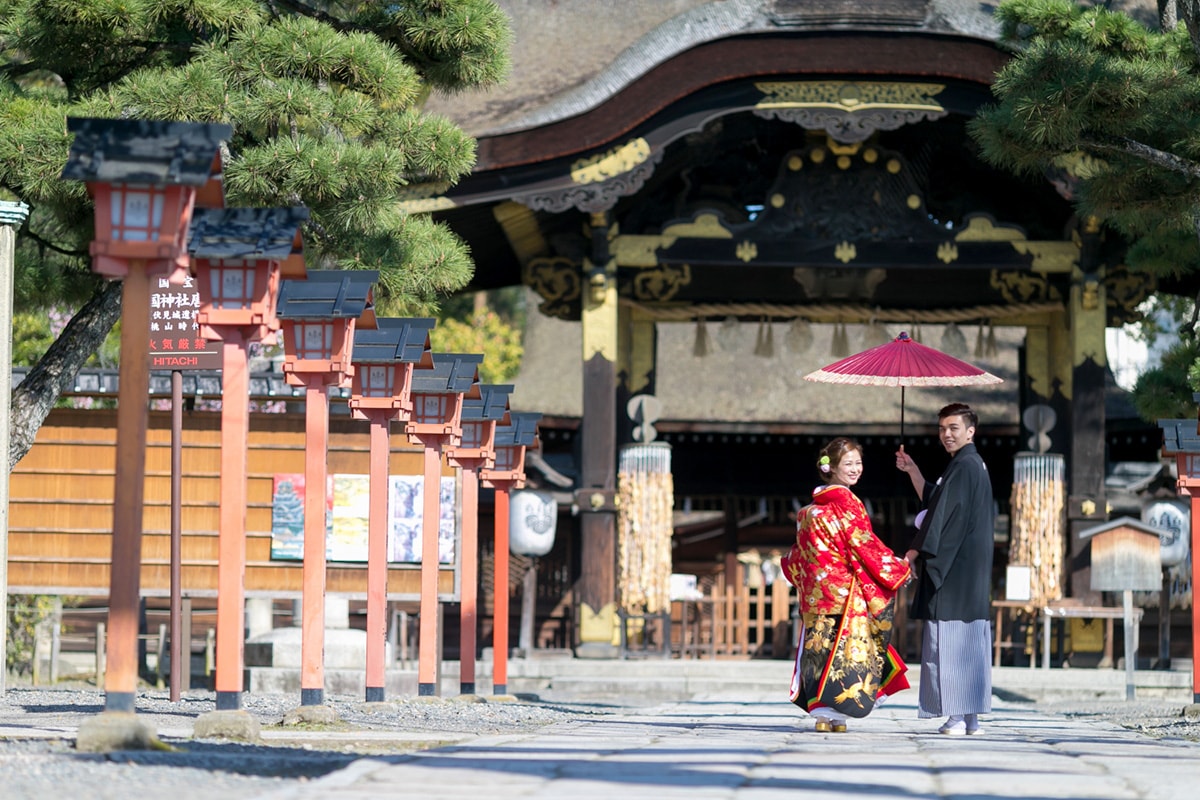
[250, 690, 1199, 800]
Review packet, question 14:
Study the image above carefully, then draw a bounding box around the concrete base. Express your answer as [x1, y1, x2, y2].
[574, 643, 620, 660]
[244, 666, 418, 696]
[282, 704, 340, 726]
[193, 709, 262, 742]
[75, 712, 165, 753]
[245, 626, 389, 670]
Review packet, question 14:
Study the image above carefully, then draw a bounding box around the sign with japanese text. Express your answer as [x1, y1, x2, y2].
[149, 275, 221, 370]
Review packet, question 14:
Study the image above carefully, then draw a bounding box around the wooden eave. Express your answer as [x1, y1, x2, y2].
[474, 32, 1009, 173]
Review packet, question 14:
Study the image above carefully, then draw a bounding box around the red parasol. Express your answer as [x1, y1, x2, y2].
[804, 331, 1002, 438]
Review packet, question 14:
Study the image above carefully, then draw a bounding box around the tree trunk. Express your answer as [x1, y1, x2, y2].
[8, 280, 123, 470]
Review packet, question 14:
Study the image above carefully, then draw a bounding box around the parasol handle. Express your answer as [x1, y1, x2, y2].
[900, 386, 905, 443]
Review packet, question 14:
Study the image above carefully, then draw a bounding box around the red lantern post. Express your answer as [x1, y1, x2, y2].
[190, 208, 309, 714]
[479, 412, 540, 696]
[348, 318, 435, 702]
[407, 353, 483, 696]
[277, 271, 377, 708]
[1158, 418, 1200, 708]
[445, 384, 512, 694]
[61, 118, 230, 719]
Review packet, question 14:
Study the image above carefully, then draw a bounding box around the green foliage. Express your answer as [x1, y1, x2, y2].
[971, 0, 1200, 277]
[431, 309, 523, 384]
[10, 310, 54, 366]
[5, 594, 56, 676]
[1132, 336, 1200, 422]
[0, 0, 512, 317]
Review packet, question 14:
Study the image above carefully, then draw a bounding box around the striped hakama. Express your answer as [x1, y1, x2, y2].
[917, 619, 992, 719]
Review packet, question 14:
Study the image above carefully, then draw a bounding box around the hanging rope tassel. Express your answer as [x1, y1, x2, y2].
[693, 318, 711, 357]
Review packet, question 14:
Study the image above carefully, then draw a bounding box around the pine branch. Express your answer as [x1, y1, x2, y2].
[20, 227, 88, 259]
[1079, 135, 1200, 180]
[269, 0, 357, 33]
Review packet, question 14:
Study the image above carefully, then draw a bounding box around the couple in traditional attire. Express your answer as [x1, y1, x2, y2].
[785, 403, 995, 735]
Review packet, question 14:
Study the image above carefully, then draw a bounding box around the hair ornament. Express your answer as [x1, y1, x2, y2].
[818, 455, 831, 474]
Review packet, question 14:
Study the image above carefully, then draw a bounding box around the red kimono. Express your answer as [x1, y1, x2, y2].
[782, 484, 912, 717]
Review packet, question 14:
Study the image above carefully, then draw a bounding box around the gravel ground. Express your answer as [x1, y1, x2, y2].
[1, 682, 1197, 800]
[0, 684, 615, 800]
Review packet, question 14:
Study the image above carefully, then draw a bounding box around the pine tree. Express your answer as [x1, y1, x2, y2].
[0, 0, 511, 467]
[969, 0, 1200, 417]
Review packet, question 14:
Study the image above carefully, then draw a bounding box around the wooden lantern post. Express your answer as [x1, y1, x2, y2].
[190, 207, 309, 712]
[348, 318, 436, 702]
[61, 118, 230, 716]
[276, 271, 377, 708]
[480, 412, 541, 696]
[445, 384, 513, 694]
[406, 353, 483, 696]
[1157, 417, 1200, 708]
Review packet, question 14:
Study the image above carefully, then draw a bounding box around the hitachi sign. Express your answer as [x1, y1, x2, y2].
[153, 355, 200, 367]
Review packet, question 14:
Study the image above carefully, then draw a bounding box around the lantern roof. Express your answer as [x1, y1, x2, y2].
[352, 317, 436, 363]
[188, 207, 309, 260]
[276, 270, 377, 319]
[495, 411, 541, 447]
[62, 117, 232, 186]
[463, 384, 514, 422]
[412, 352, 483, 396]
[1158, 418, 1200, 454]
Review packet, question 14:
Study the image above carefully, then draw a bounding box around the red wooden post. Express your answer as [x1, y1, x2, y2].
[407, 354, 482, 696]
[365, 414, 390, 700]
[419, 443, 444, 694]
[459, 469, 480, 692]
[106, 264, 153, 709]
[214, 334, 250, 708]
[492, 485, 511, 694]
[446, 385, 510, 694]
[1190, 493, 1200, 704]
[480, 412, 539, 696]
[300, 382, 332, 705]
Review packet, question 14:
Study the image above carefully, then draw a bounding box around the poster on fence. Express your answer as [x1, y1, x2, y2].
[270, 472, 456, 564]
[388, 475, 456, 564]
[269, 473, 333, 560]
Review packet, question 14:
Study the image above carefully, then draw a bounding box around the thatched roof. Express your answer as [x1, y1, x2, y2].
[426, 1, 1158, 139]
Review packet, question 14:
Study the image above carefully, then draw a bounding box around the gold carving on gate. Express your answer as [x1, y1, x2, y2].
[663, 212, 734, 239]
[525, 256, 582, 319]
[736, 240, 758, 263]
[571, 138, 652, 185]
[630, 263, 692, 302]
[834, 241, 857, 263]
[754, 81, 946, 112]
[937, 242, 958, 264]
[1105, 263, 1154, 318]
[954, 215, 1027, 242]
[990, 270, 1063, 304]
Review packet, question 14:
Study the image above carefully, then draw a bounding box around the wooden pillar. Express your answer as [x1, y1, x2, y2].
[576, 212, 619, 658]
[1190, 494, 1200, 704]
[418, 443, 443, 695]
[300, 383, 331, 706]
[1067, 218, 1108, 603]
[214, 335, 250, 710]
[617, 304, 657, 444]
[364, 412, 391, 703]
[104, 264, 152, 712]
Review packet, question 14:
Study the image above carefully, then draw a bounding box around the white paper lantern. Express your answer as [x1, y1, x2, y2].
[510, 489, 557, 556]
[1142, 499, 1190, 568]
